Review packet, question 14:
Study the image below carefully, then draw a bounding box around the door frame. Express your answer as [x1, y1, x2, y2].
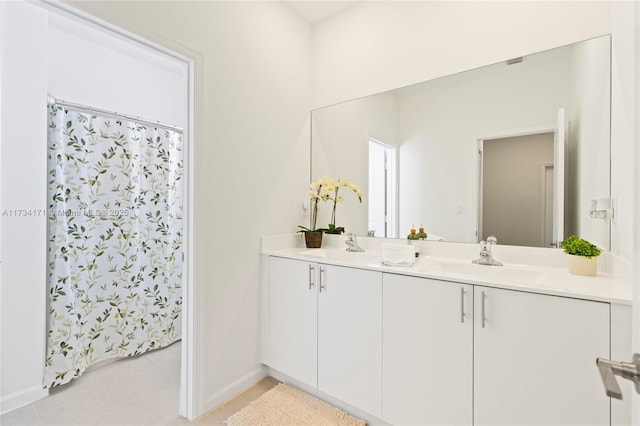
[633, 1, 640, 423]
[539, 162, 554, 248]
[37, 1, 202, 420]
[368, 137, 397, 238]
[476, 124, 555, 244]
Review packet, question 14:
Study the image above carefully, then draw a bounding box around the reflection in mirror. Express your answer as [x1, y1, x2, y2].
[480, 131, 555, 247]
[311, 35, 611, 249]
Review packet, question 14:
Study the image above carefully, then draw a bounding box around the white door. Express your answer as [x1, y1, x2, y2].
[382, 274, 473, 425]
[553, 108, 565, 247]
[474, 287, 610, 425]
[268, 257, 318, 387]
[317, 264, 382, 417]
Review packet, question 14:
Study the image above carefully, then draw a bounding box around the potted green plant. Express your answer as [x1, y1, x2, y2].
[298, 177, 330, 248]
[561, 235, 601, 276]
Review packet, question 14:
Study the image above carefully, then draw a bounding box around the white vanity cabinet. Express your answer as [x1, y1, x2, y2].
[317, 264, 382, 417]
[268, 256, 318, 387]
[265, 252, 622, 426]
[382, 274, 611, 426]
[382, 274, 473, 425]
[474, 286, 610, 426]
[267, 256, 383, 416]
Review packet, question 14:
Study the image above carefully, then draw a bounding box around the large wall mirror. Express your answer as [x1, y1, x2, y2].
[311, 35, 611, 250]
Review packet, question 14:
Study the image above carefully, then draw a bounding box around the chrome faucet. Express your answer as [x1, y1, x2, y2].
[345, 233, 365, 252]
[472, 235, 502, 266]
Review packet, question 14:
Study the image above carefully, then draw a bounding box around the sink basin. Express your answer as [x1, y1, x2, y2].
[413, 258, 480, 275]
[298, 250, 542, 284]
[416, 258, 542, 283]
[299, 248, 378, 262]
[436, 261, 483, 275]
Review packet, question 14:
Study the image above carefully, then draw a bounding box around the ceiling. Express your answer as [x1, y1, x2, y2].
[284, 1, 359, 25]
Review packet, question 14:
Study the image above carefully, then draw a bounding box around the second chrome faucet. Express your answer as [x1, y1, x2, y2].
[472, 235, 503, 266]
[345, 233, 365, 252]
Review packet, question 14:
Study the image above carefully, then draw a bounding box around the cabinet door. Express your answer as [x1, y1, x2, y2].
[382, 274, 473, 425]
[268, 257, 318, 387]
[474, 286, 610, 426]
[317, 264, 382, 417]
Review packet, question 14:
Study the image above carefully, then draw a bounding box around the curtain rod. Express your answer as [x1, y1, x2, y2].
[47, 94, 183, 133]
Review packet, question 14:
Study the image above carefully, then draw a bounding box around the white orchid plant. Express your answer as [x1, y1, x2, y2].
[298, 176, 362, 234]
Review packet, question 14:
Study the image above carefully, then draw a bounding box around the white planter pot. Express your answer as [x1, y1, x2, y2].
[567, 254, 597, 276]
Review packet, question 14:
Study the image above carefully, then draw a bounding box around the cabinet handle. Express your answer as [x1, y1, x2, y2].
[460, 287, 466, 323]
[308, 265, 315, 289]
[481, 290, 486, 328]
[319, 267, 325, 293]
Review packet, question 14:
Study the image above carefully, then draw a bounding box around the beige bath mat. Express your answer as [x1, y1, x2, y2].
[225, 383, 366, 425]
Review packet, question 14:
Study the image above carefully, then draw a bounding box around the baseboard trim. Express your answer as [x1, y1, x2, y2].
[0, 386, 48, 415]
[202, 365, 268, 415]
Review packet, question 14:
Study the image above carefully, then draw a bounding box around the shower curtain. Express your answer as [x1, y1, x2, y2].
[44, 104, 183, 387]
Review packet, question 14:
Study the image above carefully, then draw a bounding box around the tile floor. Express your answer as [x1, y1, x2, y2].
[1, 342, 276, 426]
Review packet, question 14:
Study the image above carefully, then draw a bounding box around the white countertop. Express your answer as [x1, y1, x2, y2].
[263, 244, 632, 305]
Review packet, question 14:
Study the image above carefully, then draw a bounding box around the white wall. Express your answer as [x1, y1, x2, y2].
[312, 1, 611, 108]
[0, 1, 49, 413]
[567, 36, 611, 250]
[66, 0, 312, 416]
[0, 0, 187, 414]
[611, 1, 637, 262]
[48, 13, 187, 127]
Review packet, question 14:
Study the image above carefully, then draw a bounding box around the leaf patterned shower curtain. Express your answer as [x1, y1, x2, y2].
[44, 104, 183, 387]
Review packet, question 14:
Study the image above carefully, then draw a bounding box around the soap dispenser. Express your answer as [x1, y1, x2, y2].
[407, 224, 420, 257]
[417, 223, 428, 240]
